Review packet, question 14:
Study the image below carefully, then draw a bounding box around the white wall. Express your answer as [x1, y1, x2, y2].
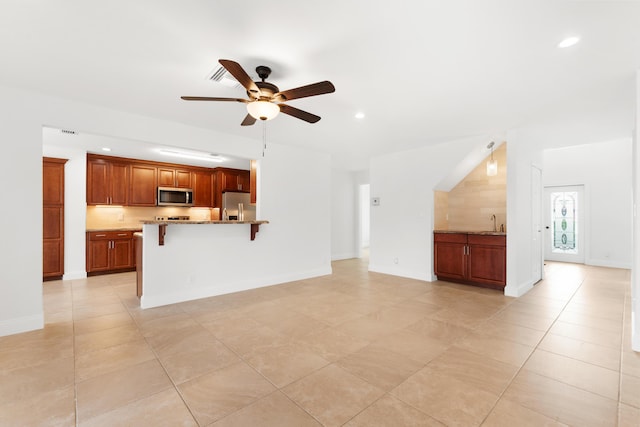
[142, 142, 332, 308]
[0, 84, 331, 336]
[544, 139, 632, 269]
[632, 70, 639, 352]
[369, 135, 488, 281]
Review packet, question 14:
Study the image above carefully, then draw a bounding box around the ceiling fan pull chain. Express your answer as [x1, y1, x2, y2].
[262, 121, 267, 157]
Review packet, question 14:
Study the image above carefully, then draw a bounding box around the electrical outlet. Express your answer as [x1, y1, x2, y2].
[393, 257, 399, 264]
[117, 213, 124, 222]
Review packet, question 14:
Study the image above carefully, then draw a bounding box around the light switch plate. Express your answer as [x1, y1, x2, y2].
[371, 197, 380, 206]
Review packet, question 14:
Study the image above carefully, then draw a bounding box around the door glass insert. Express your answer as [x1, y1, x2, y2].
[551, 190, 578, 254]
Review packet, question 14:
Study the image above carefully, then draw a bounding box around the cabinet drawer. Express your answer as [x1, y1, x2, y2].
[434, 232, 467, 244]
[87, 231, 135, 241]
[468, 234, 505, 246]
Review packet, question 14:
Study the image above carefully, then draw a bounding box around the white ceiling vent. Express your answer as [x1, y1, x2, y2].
[206, 65, 242, 89]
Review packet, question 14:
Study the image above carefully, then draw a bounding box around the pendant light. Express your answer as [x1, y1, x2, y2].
[486, 141, 498, 176]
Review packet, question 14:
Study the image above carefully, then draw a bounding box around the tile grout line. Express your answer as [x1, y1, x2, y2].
[476, 272, 589, 426]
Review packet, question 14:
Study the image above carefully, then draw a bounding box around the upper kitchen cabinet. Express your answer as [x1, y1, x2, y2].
[217, 168, 250, 193]
[129, 163, 157, 206]
[87, 154, 129, 205]
[192, 170, 213, 207]
[158, 167, 192, 188]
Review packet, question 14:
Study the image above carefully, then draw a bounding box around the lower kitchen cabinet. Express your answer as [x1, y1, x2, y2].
[434, 232, 506, 290]
[86, 230, 139, 275]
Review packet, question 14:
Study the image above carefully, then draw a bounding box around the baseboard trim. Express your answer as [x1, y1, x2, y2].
[367, 263, 432, 282]
[504, 278, 536, 298]
[141, 266, 332, 309]
[63, 270, 87, 280]
[586, 259, 632, 269]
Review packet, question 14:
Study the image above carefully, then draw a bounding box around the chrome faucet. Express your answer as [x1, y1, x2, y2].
[490, 214, 497, 232]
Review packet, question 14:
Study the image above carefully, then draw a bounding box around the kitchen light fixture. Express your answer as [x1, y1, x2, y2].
[246, 100, 280, 121]
[558, 36, 580, 48]
[355, 112, 365, 119]
[101, 147, 111, 152]
[486, 141, 498, 176]
[157, 148, 225, 163]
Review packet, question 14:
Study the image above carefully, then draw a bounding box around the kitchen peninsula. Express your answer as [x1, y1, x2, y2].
[141, 218, 269, 245]
[137, 220, 273, 309]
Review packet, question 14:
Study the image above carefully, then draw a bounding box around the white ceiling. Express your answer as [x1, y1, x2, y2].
[3, 1, 640, 170]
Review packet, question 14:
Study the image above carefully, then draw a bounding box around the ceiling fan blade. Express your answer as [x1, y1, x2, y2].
[274, 81, 335, 102]
[219, 59, 261, 97]
[278, 104, 321, 123]
[240, 114, 257, 126]
[181, 96, 248, 103]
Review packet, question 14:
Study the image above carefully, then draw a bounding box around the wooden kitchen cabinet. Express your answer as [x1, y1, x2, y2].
[129, 163, 157, 206]
[192, 170, 213, 207]
[158, 167, 192, 188]
[216, 168, 250, 193]
[86, 230, 138, 275]
[433, 232, 467, 281]
[87, 155, 129, 205]
[434, 232, 506, 290]
[43, 157, 67, 280]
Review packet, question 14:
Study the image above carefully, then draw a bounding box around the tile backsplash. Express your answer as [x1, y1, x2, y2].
[86, 206, 217, 229]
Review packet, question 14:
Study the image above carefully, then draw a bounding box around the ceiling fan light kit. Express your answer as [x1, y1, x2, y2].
[181, 59, 335, 126]
[247, 100, 280, 121]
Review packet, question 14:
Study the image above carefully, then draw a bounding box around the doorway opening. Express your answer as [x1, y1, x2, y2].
[358, 184, 370, 259]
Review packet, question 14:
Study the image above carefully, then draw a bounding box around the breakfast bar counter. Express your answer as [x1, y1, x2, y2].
[140, 219, 269, 245]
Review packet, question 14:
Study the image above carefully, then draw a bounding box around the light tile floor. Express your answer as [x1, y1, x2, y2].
[1, 260, 638, 426]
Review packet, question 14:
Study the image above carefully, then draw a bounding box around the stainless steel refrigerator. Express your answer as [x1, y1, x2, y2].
[221, 192, 256, 220]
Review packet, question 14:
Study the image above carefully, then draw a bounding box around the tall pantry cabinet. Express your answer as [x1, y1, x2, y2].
[43, 157, 67, 280]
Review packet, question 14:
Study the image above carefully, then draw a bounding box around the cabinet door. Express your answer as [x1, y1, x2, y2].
[87, 239, 111, 272]
[109, 163, 129, 205]
[175, 170, 193, 188]
[129, 164, 157, 206]
[43, 206, 63, 278]
[237, 170, 250, 192]
[87, 159, 110, 204]
[157, 168, 175, 187]
[434, 242, 467, 280]
[222, 171, 239, 192]
[193, 170, 213, 207]
[468, 235, 506, 288]
[87, 159, 129, 205]
[111, 238, 134, 269]
[43, 158, 66, 280]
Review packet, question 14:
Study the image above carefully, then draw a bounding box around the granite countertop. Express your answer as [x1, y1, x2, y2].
[86, 227, 143, 232]
[140, 220, 269, 225]
[434, 230, 506, 236]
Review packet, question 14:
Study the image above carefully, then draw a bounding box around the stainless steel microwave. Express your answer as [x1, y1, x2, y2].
[157, 187, 194, 206]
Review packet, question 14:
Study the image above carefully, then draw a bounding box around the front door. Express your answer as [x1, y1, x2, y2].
[544, 185, 585, 263]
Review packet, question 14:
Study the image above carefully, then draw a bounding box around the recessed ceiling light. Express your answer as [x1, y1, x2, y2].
[101, 147, 111, 152]
[558, 36, 580, 48]
[157, 148, 225, 163]
[355, 112, 365, 119]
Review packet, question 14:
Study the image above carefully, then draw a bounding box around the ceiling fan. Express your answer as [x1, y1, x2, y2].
[181, 59, 335, 126]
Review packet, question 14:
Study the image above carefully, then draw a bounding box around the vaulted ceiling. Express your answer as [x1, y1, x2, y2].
[3, 1, 640, 169]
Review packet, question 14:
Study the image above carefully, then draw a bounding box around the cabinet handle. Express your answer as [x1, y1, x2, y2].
[117, 233, 127, 236]
[95, 234, 106, 237]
